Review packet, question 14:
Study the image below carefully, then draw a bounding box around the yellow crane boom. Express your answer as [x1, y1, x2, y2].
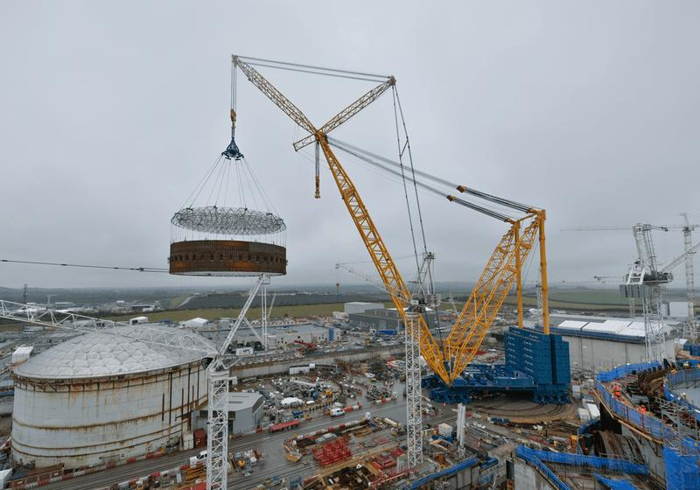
[231, 55, 550, 386]
[232, 55, 450, 382]
[318, 140, 449, 382]
[446, 214, 542, 380]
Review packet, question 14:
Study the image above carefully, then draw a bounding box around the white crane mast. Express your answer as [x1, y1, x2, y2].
[680, 213, 697, 326]
[336, 255, 436, 472]
[404, 311, 423, 469]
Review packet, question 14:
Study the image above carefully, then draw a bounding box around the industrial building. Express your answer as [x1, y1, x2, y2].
[227, 392, 264, 434]
[548, 315, 676, 374]
[198, 322, 335, 350]
[195, 391, 264, 435]
[343, 302, 384, 315]
[348, 307, 437, 333]
[11, 326, 211, 469]
[265, 324, 335, 347]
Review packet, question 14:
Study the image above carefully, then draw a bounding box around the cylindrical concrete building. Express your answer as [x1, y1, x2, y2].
[11, 326, 214, 469]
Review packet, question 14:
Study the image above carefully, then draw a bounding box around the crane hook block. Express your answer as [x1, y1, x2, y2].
[222, 137, 243, 161]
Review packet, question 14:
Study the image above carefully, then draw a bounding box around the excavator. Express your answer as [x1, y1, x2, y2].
[230, 55, 551, 386]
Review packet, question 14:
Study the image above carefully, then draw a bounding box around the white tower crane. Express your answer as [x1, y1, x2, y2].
[564, 222, 700, 361]
[562, 224, 670, 318]
[623, 237, 700, 361]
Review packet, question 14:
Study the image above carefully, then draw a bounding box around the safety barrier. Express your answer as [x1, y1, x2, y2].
[664, 366, 700, 421]
[518, 446, 647, 474]
[595, 379, 675, 441]
[9, 448, 170, 489]
[663, 442, 700, 490]
[409, 456, 479, 489]
[516, 447, 570, 490]
[595, 361, 661, 383]
[593, 473, 638, 490]
[595, 362, 700, 490]
[516, 446, 648, 490]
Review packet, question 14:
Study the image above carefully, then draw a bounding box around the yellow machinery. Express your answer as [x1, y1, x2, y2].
[232, 55, 550, 385]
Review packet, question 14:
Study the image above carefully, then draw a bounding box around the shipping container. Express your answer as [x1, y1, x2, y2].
[193, 428, 207, 448]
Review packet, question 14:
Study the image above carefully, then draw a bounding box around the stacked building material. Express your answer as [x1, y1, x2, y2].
[312, 439, 352, 467]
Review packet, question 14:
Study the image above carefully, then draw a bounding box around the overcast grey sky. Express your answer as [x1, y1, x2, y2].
[1, 1, 698, 290]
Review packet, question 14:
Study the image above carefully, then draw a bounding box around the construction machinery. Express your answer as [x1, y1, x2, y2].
[2, 56, 561, 484]
[230, 54, 557, 470]
[231, 55, 551, 383]
[294, 339, 318, 353]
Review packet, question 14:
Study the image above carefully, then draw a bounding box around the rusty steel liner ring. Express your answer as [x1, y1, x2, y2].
[169, 240, 286, 276]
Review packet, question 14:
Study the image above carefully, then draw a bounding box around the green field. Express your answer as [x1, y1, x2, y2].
[107, 302, 393, 322]
[108, 288, 634, 323]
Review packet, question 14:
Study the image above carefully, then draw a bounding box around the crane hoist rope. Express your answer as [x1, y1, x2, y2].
[391, 85, 425, 284]
[231, 54, 550, 384]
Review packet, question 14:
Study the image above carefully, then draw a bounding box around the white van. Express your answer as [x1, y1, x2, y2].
[330, 408, 345, 417]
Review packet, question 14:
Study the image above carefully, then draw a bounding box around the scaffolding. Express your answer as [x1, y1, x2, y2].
[659, 398, 700, 490]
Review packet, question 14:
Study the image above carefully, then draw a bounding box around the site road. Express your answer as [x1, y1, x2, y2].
[41, 396, 459, 490]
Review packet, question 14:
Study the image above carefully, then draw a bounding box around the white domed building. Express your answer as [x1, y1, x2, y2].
[11, 325, 216, 469]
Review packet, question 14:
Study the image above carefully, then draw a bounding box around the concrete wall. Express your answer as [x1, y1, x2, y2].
[565, 336, 676, 373]
[12, 362, 207, 469]
[442, 465, 477, 489]
[621, 425, 666, 483]
[513, 460, 555, 490]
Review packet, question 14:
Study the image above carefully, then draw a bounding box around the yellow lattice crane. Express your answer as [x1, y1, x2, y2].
[231, 55, 550, 385]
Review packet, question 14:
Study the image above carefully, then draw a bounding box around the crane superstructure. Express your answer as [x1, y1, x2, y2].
[231, 55, 551, 385]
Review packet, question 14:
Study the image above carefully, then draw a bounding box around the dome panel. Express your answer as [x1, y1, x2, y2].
[14, 326, 213, 380]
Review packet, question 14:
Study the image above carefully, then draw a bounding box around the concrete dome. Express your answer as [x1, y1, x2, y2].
[14, 325, 215, 379]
